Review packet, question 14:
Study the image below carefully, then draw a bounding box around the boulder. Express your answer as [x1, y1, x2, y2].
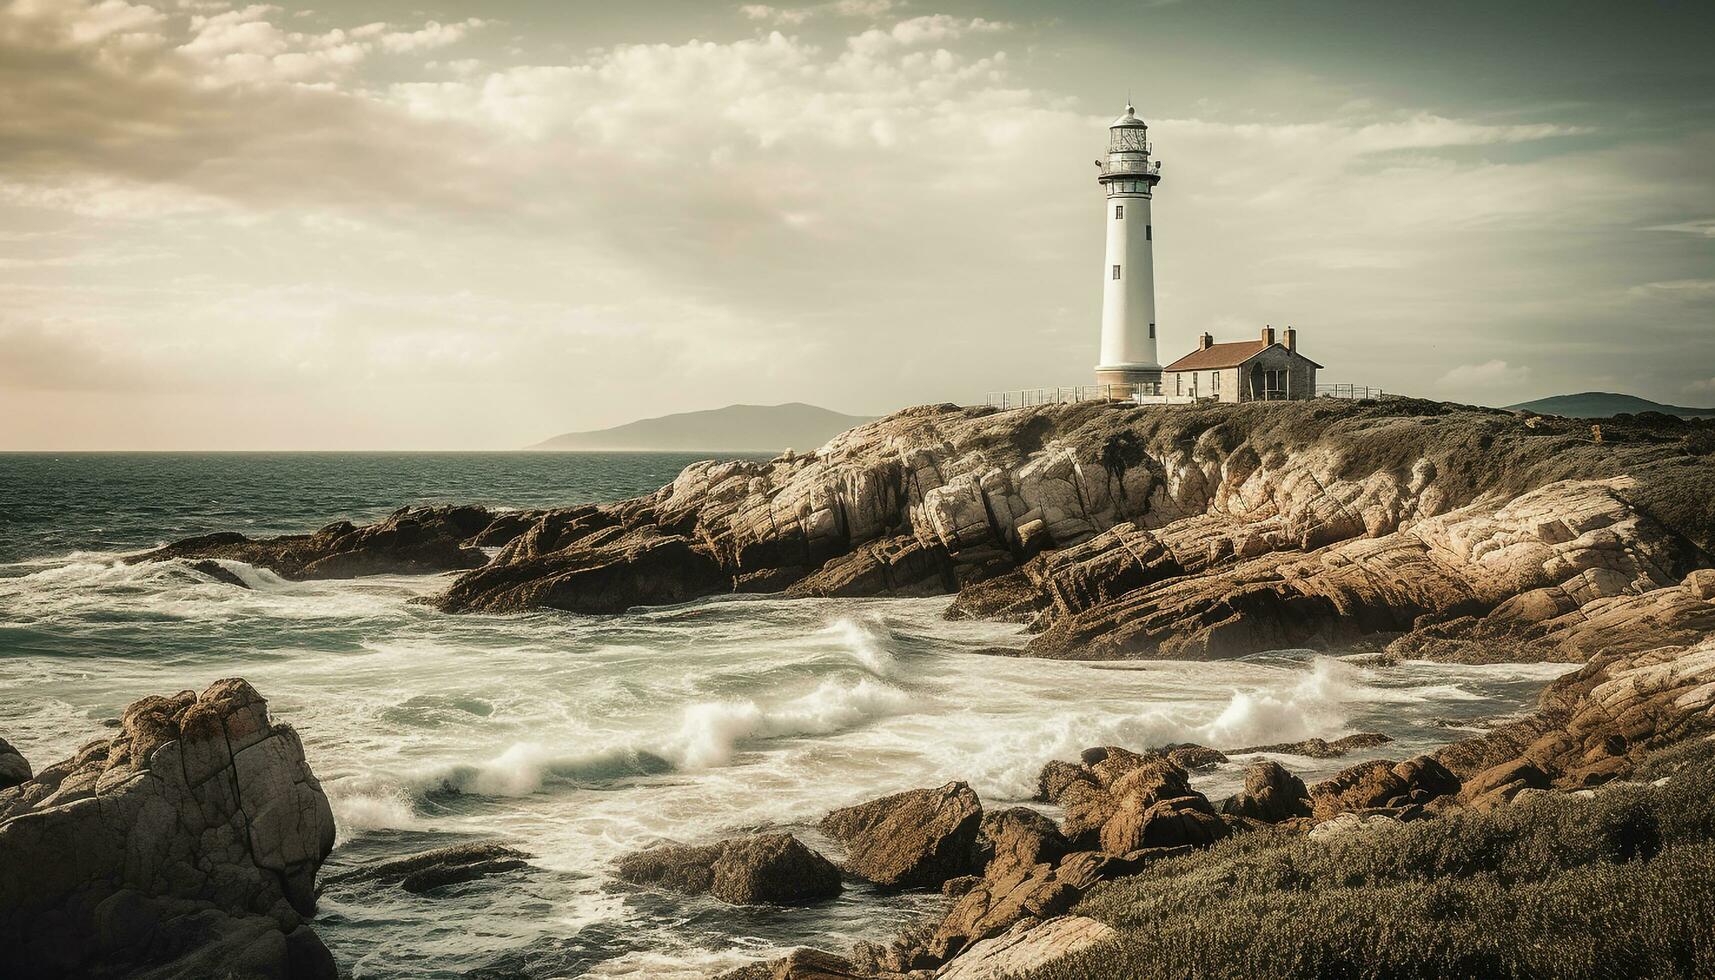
[1231, 732, 1393, 758]
[977, 807, 1071, 880]
[715, 948, 868, 980]
[820, 782, 983, 889]
[1308, 754, 1464, 821]
[937, 915, 1116, 980]
[1684, 568, 1715, 601]
[1099, 794, 1228, 854]
[1221, 760, 1311, 823]
[129, 505, 496, 580]
[0, 736, 29, 790]
[1460, 759, 1553, 810]
[615, 833, 841, 906]
[323, 840, 531, 895]
[0, 679, 337, 979]
[1165, 743, 1229, 770]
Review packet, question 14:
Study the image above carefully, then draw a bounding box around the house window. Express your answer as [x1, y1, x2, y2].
[1115, 204, 1124, 219]
[1175, 375, 1182, 396]
[1112, 265, 1121, 280]
[1212, 371, 1221, 393]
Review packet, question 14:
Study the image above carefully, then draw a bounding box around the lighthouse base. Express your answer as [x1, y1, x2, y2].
[1094, 365, 1163, 397]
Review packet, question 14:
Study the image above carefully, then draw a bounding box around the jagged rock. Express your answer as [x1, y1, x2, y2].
[1221, 760, 1312, 822]
[188, 559, 251, 588]
[821, 782, 983, 889]
[1100, 794, 1228, 853]
[937, 915, 1116, 980]
[1436, 636, 1715, 793]
[1460, 759, 1554, 810]
[0, 679, 336, 979]
[614, 833, 841, 906]
[1231, 732, 1393, 758]
[1686, 568, 1715, 601]
[978, 807, 1071, 880]
[0, 736, 29, 791]
[1308, 754, 1462, 821]
[714, 947, 868, 980]
[130, 505, 499, 580]
[786, 534, 954, 598]
[324, 840, 531, 894]
[1165, 743, 1228, 770]
[434, 526, 731, 614]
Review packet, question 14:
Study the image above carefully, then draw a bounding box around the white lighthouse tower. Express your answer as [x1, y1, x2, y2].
[1094, 104, 1164, 391]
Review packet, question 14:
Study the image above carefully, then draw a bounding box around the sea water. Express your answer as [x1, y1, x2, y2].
[0, 453, 1576, 977]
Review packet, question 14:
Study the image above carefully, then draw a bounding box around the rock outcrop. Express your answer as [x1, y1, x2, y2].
[0, 679, 336, 979]
[404, 400, 1712, 673]
[1436, 634, 1715, 802]
[1220, 760, 1312, 823]
[1230, 732, 1392, 758]
[820, 782, 983, 889]
[129, 505, 518, 580]
[324, 840, 532, 895]
[615, 833, 842, 906]
[1306, 755, 1461, 821]
[0, 735, 30, 790]
[936, 915, 1116, 980]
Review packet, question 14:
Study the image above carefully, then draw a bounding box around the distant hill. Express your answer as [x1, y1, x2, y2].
[1505, 391, 1715, 419]
[528, 403, 874, 452]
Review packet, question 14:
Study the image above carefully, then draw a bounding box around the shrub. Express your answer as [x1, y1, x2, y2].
[1029, 741, 1715, 980]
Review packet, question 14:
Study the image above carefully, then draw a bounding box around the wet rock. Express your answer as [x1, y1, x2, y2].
[1165, 743, 1228, 770]
[0, 736, 28, 791]
[434, 527, 730, 614]
[0, 678, 336, 979]
[130, 505, 495, 580]
[1231, 732, 1393, 758]
[937, 915, 1116, 980]
[1221, 761, 1312, 823]
[714, 947, 868, 980]
[615, 833, 841, 906]
[785, 534, 954, 598]
[821, 782, 983, 889]
[324, 840, 532, 894]
[188, 559, 251, 589]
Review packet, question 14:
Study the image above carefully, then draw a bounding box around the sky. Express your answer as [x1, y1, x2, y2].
[2, 0, 1713, 449]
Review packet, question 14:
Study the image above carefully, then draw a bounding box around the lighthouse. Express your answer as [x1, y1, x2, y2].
[1094, 104, 1164, 391]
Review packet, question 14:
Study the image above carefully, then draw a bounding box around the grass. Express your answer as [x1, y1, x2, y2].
[1028, 738, 1715, 980]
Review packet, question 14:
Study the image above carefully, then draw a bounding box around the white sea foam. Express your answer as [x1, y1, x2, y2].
[825, 617, 898, 677]
[667, 676, 914, 770]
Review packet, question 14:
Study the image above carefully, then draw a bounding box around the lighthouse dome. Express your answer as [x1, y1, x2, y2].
[1110, 104, 1147, 128]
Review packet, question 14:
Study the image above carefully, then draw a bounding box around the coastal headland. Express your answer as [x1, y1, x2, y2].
[7, 397, 1715, 978]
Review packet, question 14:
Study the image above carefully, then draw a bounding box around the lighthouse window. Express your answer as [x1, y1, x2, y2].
[1149, 322, 1156, 338]
[1146, 224, 1152, 241]
[1112, 265, 1121, 280]
[1115, 205, 1124, 219]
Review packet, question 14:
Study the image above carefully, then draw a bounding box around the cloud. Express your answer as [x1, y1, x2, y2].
[740, 1, 901, 26]
[1437, 360, 1532, 391]
[1, 0, 1713, 446]
[1643, 218, 1715, 237]
[378, 18, 484, 54]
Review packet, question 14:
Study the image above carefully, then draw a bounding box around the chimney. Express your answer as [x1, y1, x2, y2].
[1199, 332, 1214, 351]
[1284, 326, 1297, 353]
[1262, 324, 1276, 347]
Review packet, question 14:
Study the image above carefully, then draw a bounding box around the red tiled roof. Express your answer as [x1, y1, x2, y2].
[1164, 340, 1324, 371]
[1164, 340, 1269, 371]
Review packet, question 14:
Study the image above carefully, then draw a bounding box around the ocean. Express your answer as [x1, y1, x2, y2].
[0, 452, 1575, 977]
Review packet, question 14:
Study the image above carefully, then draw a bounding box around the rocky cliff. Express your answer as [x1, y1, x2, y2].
[418, 399, 1714, 665]
[0, 679, 337, 980]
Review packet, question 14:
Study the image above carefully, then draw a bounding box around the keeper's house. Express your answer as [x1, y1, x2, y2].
[1162, 325, 1321, 402]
